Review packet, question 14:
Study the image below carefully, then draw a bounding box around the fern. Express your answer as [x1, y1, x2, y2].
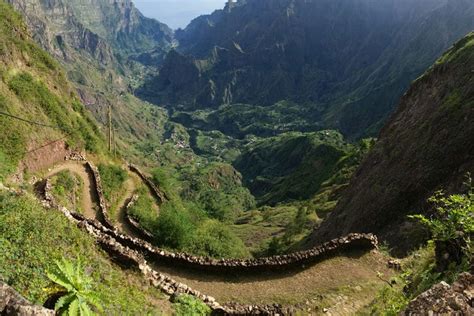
[46, 259, 102, 316]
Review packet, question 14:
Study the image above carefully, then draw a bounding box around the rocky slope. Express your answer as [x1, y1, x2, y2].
[309, 33, 474, 253]
[139, 0, 474, 138]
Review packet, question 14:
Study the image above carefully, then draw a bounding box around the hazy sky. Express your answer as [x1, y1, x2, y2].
[134, 0, 227, 30]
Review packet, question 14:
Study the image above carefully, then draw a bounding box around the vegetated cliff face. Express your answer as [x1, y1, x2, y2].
[233, 130, 354, 205]
[139, 0, 474, 138]
[7, 0, 172, 61]
[309, 33, 474, 253]
[0, 1, 103, 179]
[6, 0, 178, 152]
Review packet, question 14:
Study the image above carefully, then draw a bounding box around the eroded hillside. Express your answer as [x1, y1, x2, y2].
[310, 33, 474, 254]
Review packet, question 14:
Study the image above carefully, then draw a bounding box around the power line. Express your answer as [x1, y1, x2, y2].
[0, 110, 61, 129]
[0, 110, 72, 155]
[23, 135, 70, 155]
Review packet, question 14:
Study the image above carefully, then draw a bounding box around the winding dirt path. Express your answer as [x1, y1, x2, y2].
[46, 162, 98, 220]
[114, 175, 138, 236]
[45, 161, 392, 314]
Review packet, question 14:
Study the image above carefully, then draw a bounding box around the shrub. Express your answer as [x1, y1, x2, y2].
[154, 204, 194, 249]
[173, 294, 211, 316]
[97, 164, 128, 203]
[409, 176, 473, 270]
[187, 219, 249, 258]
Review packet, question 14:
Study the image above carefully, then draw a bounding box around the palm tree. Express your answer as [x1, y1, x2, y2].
[46, 259, 102, 316]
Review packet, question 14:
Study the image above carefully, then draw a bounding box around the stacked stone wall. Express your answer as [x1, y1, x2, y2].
[128, 164, 168, 203]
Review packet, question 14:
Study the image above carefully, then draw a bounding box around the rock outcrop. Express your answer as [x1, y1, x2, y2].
[0, 281, 54, 316]
[403, 272, 474, 315]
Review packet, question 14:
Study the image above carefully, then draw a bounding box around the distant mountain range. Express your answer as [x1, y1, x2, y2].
[138, 0, 474, 138]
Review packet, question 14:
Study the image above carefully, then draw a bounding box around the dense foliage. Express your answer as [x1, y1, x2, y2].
[0, 192, 166, 314]
[366, 185, 473, 314]
[97, 164, 128, 209]
[174, 294, 211, 316]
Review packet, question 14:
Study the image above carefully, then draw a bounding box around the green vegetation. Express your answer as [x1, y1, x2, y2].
[187, 219, 249, 258]
[265, 207, 310, 256]
[0, 94, 26, 180]
[97, 164, 128, 211]
[173, 101, 319, 140]
[233, 130, 367, 206]
[409, 177, 473, 270]
[409, 185, 473, 248]
[0, 1, 104, 182]
[173, 294, 211, 316]
[127, 186, 156, 230]
[436, 32, 474, 65]
[7, 72, 100, 152]
[46, 259, 102, 315]
[51, 171, 83, 213]
[0, 192, 167, 314]
[365, 185, 473, 315]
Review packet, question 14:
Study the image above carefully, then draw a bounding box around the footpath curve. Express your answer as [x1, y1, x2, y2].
[41, 159, 387, 314]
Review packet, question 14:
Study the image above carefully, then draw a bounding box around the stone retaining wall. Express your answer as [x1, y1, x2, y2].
[84, 161, 115, 229]
[128, 164, 168, 204]
[124, 194, 155, 241]
[0, 281, 54, 315]
[41, 162, 380, 314]
[72, 211, 378, 273]
[45, 162, 378, 272]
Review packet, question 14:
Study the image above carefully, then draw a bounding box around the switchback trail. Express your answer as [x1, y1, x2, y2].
[43, 161, 392, 314]
[46, 162, 98, 220]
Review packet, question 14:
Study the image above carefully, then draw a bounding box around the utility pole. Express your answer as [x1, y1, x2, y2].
[112, 122, 116, 157]
[108, 105, 112, 153]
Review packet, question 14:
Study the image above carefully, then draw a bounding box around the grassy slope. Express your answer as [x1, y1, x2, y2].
[0, 1, 103, 180]
[0, 191, 172, 314]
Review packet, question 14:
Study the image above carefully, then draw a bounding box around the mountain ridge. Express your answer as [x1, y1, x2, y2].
[139, 0, 474, 138]
[308, 32, 474, 253]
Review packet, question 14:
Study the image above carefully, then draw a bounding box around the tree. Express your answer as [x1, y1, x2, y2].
[409, 175, 473, 271]
[46, 259, 102, 316]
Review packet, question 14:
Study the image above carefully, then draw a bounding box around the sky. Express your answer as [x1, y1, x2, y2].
[133, 0, 227, 30]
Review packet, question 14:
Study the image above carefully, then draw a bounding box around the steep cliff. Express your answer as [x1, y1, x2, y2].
[309, 33, 474, 253]
[0, 1, 103, 179]
[6, 0, 176, 157]
[139, 0, 474, 138]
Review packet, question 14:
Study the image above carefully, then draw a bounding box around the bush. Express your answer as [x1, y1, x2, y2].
[409, 176, 473, 270]
[154, 204, 195, 249]
[187, 219, 249, 258]
[98, 164, 128, 203]
[173, 294, 211, 316]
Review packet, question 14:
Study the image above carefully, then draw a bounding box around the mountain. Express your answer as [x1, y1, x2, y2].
[8, 0, 173, 62]
[308, 33, 474, 253]
[0, 1, 103, 179]
[233, 130, 357, 206]
[138, 0, 474, 138]
[6, 0, 178, 158]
